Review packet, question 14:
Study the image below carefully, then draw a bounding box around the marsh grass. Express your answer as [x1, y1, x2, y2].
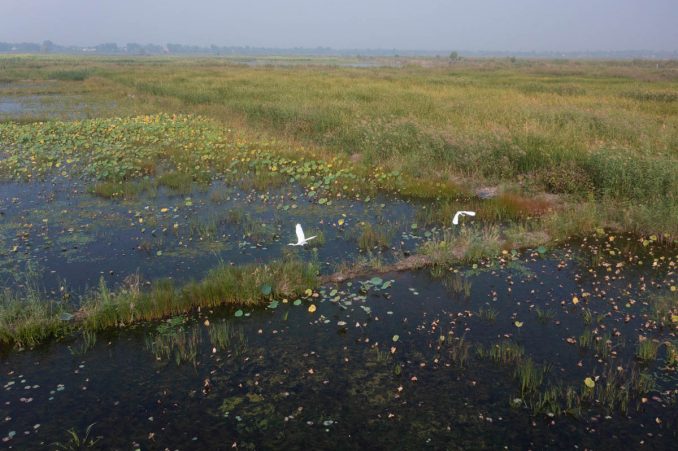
[92, 178, 158, 199]
[579, 329, 594, 350]
[665, 341, 678, 368]
[157, 171, 195, 194]
[225, 207, 246, 225]
[209, 322, 248, 355]
[636, 338, 660, 362]
[242, 219, 276, 244]
[447, 336, 471, 367]
[356, 223, 392, 251]
[373, 346, 392, 364]
[515, 358, 544, 395]
[477, 306, 498, 322]
[0, 257, 317, 348]
[68, 329, 97, 356]
[0, 283, 69, 349]
[52, 422, 101, 450]
[595, 333, 612, 359]
[442, 273, 472, 298]
[188, 216, 218, 240]
[647, 291, 677, 327]
[48, 69, 92, 81]
[236, 171, 288, 192]
[2, 56, 676, 237]
[146, 325, 201, 366]
[488, 341, 524, 365]
[534, 307, 555, 324]
[421, 226, 502, 265]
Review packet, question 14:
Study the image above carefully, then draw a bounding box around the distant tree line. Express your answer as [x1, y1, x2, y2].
[0, 41, 675, 59]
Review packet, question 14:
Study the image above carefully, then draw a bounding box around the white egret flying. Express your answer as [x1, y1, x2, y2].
[452, 210, 476, 225]
[288, 223, 316, 246]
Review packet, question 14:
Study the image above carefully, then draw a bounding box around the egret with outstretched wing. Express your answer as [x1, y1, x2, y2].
[452, 211, 476, 225]
[289, 223, 317, 246]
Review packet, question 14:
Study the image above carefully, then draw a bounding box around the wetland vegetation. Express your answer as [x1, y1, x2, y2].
[0, 55, 676, 449]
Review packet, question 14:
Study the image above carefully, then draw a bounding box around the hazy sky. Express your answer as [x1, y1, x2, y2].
[1, 0, 676, 51]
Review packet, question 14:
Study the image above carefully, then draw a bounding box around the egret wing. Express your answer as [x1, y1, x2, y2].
[296, 224, 305, 243]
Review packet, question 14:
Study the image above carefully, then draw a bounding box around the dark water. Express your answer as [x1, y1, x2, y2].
[0, 95, 95, 121]
[1, 240, 676, 449]
[0, 180, 423, 295]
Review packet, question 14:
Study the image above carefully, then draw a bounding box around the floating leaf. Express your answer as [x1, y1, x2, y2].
[381, 281, 392, 290]
[536, 246, 546, 255]
[337, 218, 345, 226]
[369, 277, 383, 286]
[514, 321, 524, 328]
[267, 300, 279, 309]
[308, 304, 317, 313]
[410, 223, 418, 230]
[392, 334, 400, 342]
[234, 309, 243, 318]
[584, 377, 595, 389]
[59, 312, 74, 321]
[293, 299, 302, 306]
[260, 284, 272, 296]
[304, 288, 313, 297]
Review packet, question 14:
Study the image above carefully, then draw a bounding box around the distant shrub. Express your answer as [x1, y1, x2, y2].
[518, 83, 586, 96]
[537, 163, 594, 195]
[48, 69, 91, 81]
[585, 151, 677, 202]
[622, 90, 677, 103]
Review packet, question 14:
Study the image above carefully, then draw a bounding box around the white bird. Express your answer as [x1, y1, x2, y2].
[288, 223, 316, 246]
[452, 210, 476, 225]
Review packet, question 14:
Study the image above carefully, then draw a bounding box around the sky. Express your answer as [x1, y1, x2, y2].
[0, 0, 676, 51]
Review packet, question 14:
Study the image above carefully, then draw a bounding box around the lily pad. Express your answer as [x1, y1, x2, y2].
[260, 284, 272, 296]
[369, 277, 383, 286]
[584, 377, 595, 389]
[234, 309, 244, 318]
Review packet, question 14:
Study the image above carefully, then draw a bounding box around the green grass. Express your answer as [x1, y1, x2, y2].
[107, 59, 676, 205]
[48, 69, 92, 81]
[0, 257, 318, 349]
[1, 55, 676, 238]
[420, 226, 503, 265]
[0, 288, 70, 349]
[514, 358, 544, 395]
[157, 170, 195, 193]
[636, 338, 660, 362]
[477, 306, 498, 322]
[146, 326, 201, 366]
[356, 223, 392, 252]
[647, 291, 677, 327]
[579, 329, 594, 350]
[488, 341, 524, 365]
[534, 307, 555, 324]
